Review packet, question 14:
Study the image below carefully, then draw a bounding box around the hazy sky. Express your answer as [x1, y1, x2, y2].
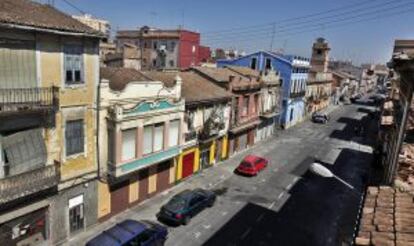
[50, 0, 414, 64]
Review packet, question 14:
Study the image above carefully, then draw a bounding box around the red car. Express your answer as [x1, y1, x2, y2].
[235, 155, 269, 176]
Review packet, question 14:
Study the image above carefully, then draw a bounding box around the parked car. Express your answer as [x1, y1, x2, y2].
[157, 189, 216, 225]
[235, 155, 269, 176]
[312, 112, 329, 124]
[86, 219, 168, 246]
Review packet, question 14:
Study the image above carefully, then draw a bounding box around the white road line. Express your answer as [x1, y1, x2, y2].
[240, 228, 252, 239]
[221, 211, 228, 216]
[278, 193, 284, 200]
[203, 224, 211, 229]
[268, 201, 276, 209]
[194, 232, 201, 239]
[256, 213, 265, 222]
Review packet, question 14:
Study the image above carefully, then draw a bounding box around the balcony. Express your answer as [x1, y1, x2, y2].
[185, 130, 198, 142]
[0, 87, 59, 116]
[290, 91, 306, 98]
[0, 162, 60, 204]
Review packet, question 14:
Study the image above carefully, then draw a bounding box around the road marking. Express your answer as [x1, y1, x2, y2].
[268, 201, 276, 209]
[221, 211, 228, 216]
[286, 182, 293, 190]
[278, 193, 284, 200]
[194, 232, 201, 239]
[256, 213, 265, 222]
[240, 227, 252, 239]
[261, 179, 266, 182]
[203, 224, 211, 229]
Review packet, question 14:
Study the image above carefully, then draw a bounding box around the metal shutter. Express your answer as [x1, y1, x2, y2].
[3, 128, 47, 175]
[0, 39, 37, 88]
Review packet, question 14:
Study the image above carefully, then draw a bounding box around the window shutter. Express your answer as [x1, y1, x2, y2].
[66, 120, 84, 156]
[0, 39, 36, 88]
[153, 124, 164, 152]
[168, 120, 180, 148]
[143, 126, 153, 155]
[3, 128, 47, 176]
[121, 129, 136, 161]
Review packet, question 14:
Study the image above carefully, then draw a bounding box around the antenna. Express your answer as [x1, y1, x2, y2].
[269, 22, 276, 51]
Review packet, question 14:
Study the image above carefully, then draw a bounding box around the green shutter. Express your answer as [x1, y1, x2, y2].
[0, 39, 37, 88]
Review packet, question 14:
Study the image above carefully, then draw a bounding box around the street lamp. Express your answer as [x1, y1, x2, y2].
[309, 163, 355, 190]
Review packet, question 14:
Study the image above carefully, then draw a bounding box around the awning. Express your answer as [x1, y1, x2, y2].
[229, 120, 261, 134]
[260, 112, 279, 119]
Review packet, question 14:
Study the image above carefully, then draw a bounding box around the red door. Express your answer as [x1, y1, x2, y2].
[110, 180, 130, 216]
[157, 161, 171, 192]
[138, 169, 149, 202]
[182, 152, 195, 179]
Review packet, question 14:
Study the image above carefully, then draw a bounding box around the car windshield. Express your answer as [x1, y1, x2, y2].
[241, 161, 253, 168]
[165, 196, 186, 211]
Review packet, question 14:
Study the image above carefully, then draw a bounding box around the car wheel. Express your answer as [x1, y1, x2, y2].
[183, 216, 191, 225]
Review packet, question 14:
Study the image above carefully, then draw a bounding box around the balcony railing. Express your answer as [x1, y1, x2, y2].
[0, 87, 59, 115]
[0, 163, 60, 204]
[290, 91, 306, 98]
[185, 130, 198, 142]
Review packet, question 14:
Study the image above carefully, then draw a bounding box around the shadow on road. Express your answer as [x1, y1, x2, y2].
[203, 148, 371, 246]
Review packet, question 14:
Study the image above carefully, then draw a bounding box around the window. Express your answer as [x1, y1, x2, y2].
[154, 123, 164, 152]
[169, 120, 180, 148]
[65, 120, 84, 156]
[242, 96, 249, 116]
[64, 45, 84, 85]
[250, 57, 257, 70]
[317, 49, 322, 55]
[122, 129, 136, 161]
[152, 59, 157, 67]
[169, 60, 175, 67]
[153, 41, 158, 50]
[69, 195, 84, 233]
[169, 41, 176, 52]
[126, 229, 155, 246]
[143, 126, 153, 155]
[290, 108, 294, 121]
[143, 123, 165, 155]
[265, 58, 272, 70]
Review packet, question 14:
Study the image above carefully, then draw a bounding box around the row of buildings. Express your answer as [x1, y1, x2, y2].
[0, 1, 283, 245]
[0, 1, 376, 245]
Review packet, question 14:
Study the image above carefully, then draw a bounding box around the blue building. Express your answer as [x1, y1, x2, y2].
[217, 51, 310, 128]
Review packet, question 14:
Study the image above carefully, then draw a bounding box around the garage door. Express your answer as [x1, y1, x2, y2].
[157, 161, 171, 193]
[182, 152, 195, 179]
[138, 169, 149, 202]
[110, 180, 129, 216]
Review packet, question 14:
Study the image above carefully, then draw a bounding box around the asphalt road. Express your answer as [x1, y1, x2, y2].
[165, 103, 377, 246]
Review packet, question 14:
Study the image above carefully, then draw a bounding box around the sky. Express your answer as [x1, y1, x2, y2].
[47, 0, 414, 65]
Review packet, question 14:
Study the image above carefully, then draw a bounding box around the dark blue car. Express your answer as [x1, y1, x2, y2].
[85, 220, 167, 246]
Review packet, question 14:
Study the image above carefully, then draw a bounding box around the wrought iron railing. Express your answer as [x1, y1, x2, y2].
[185, 130, 198, 142]
[290, 91, 306, 98]
[0, 162, 60, 204]
[0, 87, 59, 114]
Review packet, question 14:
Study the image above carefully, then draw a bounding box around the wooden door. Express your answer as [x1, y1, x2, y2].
[138, 168, 149, 202]
[110, 180, 130, 216]
[182, 152, 195, 179]
[157, 161, 171, 192]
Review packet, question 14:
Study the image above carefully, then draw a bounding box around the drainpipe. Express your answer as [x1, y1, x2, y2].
[96, 79, 102, 181]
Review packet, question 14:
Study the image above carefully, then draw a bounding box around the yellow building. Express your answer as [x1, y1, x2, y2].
[0, 1, 103, 245]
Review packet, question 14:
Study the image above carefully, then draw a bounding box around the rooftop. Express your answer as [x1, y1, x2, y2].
[143, 70, 232, 104]
[100, 67, 157, 91]
[0, 0, 103, 37]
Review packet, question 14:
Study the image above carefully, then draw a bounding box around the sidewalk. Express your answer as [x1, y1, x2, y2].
[67, 131, 282, 246]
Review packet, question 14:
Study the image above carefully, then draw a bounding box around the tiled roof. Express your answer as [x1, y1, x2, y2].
[0, 0, 103, 36]
[192, 66, 253, 84]
[226, 65, 261, 78]
[143, 70, 232, 104]
[100, 67, 156, 91]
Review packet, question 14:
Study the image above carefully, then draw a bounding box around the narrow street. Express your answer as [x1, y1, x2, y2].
[70, 102, 377, 246]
